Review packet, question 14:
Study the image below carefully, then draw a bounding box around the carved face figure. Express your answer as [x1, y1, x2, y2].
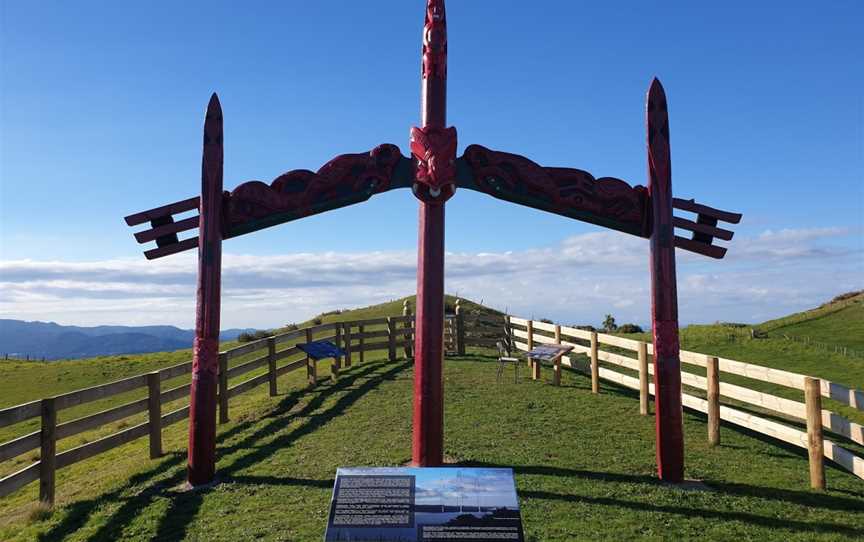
[410, 126, 457, 203]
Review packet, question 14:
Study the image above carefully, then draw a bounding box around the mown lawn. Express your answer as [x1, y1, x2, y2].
[2, 350, 863, 541]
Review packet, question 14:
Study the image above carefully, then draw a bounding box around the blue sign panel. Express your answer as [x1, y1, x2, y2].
[296, 340, 345, 361]
[325, 467, 524, 542]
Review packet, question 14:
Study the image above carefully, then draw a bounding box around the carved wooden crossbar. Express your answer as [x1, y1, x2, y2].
[125, 151, 740, 260]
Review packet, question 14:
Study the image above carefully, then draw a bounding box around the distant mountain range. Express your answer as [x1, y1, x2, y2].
[0, 319, 257, 360]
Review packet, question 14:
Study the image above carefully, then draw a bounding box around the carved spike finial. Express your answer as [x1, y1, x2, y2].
[202, 93, 223, 192]
[646, 78, 670, 176]
[207, 92, 222, 121]
[203, 93, 223, 146]
[647, 78, 667, 112]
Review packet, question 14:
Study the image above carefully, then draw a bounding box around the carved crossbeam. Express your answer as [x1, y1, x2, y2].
[126, 150, 741, 261]
[125, 145, 413, 260]
[454, 145, 742, 259]
[127, 165, 741, 260]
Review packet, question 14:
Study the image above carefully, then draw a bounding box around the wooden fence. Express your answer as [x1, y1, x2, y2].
[10, 306, 853, 504]
[445, 300, 504, 355]
[0, 314, 427, 506]
[506, 315, 864, 488]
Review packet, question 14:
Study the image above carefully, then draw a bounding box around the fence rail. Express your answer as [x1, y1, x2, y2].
[0, 313, 438, 505]
[506, 315, 864, 487]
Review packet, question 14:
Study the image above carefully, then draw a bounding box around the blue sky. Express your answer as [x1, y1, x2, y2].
[1, 1, 862, 329]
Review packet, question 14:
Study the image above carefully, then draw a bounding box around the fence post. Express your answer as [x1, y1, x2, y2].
[147, 372, 163, 458]
[343, 323, 352, 368]
[332, 324, 341, 379]
[39, 397, 56, 506]
[553, 324, 562, 386]
[358, 324, 365, 364]
[805, 377, 826, 490]
[526, 320, 534, 373]
[455, 299, 466, 356]
[638, 342, 649, 415]
[707, 356, 720, 446]
[403, 300, 413, 358]
[267, 337, 277, 397]
[306, 328, 317, 386]
[218, 352, 229, 423]
[388, 317, 397, 361]
[590, 332, 599, 394]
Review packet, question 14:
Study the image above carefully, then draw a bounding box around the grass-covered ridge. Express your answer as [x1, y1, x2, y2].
[758, 291, 864, 352]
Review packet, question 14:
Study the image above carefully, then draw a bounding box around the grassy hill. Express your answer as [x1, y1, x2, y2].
[614, 292, 864, 391]
[758, 291, 864, 352]
[1, 294, 863, 540]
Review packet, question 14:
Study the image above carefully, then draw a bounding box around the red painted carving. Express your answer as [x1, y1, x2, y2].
[413, 0, 449, 468]
[463, 144, 649, 233]
[647, 78, 684, 484]
[422, 0, 447, 79]
[187, 93, 224, 487]
[225, 144, 404, 232]
[410, 125, 457, 203]
[652, 320, 681, 360]
[191, 337, 220, 379]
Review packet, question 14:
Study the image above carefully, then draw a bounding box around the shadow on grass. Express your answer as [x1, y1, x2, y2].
[37, 359, 409, 542]
[459, 460, 864, 536]
[520, 488, 863, 536]
[680, 406, 864, 481]
[37, 451, 186, 542]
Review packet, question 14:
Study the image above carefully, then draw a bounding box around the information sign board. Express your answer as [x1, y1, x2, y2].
[526, 344, 573, 362]
[325, 467, 524, 542]
[297, 340, 346, 361]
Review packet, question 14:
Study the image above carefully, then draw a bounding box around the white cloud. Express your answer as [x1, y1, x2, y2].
[0, 226, 860, 329]
[756, 227, 849, 242]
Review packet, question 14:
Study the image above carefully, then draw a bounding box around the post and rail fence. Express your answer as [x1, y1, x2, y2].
[0, 314, 423, 506]
[2, 306, 862, 507]
[507, 315, 864, 489]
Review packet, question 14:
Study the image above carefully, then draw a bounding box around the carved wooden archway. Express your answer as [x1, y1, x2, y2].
[124, 0, 741, 486]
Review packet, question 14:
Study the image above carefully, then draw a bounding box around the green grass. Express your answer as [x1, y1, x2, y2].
[760, 293, 864, 352]
[2, 352, 863, 541]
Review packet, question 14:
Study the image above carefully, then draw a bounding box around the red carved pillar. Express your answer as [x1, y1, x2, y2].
[187, 93, 224, 486]
[647, 78, 684, 483]
[411, 0, 456, 467]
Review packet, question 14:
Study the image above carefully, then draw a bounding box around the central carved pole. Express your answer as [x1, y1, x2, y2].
[411, 0, 456, 466]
